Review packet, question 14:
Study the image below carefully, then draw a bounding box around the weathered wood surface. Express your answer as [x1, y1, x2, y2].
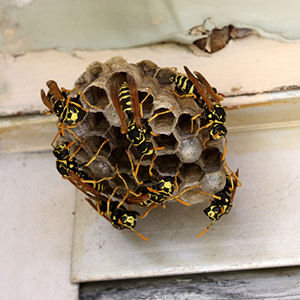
[2, 36, 300, 116]
[80, 267, 300, 300]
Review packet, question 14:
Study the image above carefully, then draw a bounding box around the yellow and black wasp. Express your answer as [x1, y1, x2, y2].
[170, 68, 215, 111]
[110, 74, 154, 154]
[53, 139, 114, 193]
[197, 167, 241, 237]
[182, 66, 228, 159]
[53, 141, 87, 179]
[68, 170, 149, 241]
[123, 167, 221, 218]
[112, 74, 175, 150]
[125, 176, 179, 209]
[41, 80, 102, 144]
[110, 74, 167, 183]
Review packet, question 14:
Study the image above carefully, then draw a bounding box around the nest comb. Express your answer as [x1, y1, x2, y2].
[54, 57, 226, 205]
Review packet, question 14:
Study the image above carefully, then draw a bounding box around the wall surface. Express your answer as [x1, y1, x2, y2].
[1, 0, 300, 54]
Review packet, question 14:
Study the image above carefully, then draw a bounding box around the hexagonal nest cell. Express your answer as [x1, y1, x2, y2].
[44, 56, 235, 237]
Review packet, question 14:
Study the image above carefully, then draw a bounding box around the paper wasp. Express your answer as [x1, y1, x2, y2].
[41, 80, 102, 144]
[53, 139, 114, 193]
[110, 74, 151, 151]
[126, 176, 178, 209]
[183, 66, 227, 160]
[110, 74, 170, 183]
[53, 141, 87, 179]
[124, 169, 221, 218]
[197, 166, 241, 237]
[67, 171, 149, 241]
[170, 68, 214, 111]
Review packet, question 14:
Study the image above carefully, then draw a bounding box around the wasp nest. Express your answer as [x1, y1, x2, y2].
[54, 57, 226, 205]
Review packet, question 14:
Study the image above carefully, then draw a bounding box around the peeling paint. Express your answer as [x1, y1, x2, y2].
[191, 24, 256, 54]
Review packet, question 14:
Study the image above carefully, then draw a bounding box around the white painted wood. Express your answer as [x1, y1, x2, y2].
[0, 115, 57, 153]
[1, 37, 300, 115]
[0, 151, 79, 300]
[71, 97, 300, 282]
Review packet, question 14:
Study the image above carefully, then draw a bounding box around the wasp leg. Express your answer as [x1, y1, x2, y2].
[84, 197, 112, 224]
[125, 150, 144, 185]
[150, 131, 160, 137]
[170, 89, 196, 99]
[78, 90, 104, 110]
[174, 170, 180, 191]
[174, 197, 191, 206]
[138, 205, 159, 218]
[115, 164, 142, 197]
[84, 139, 110, 167]
[52, 124, 80, 146]
[191, 113, 202, 133]
[149, 154, 157, 178]
[195, 121, 213, 134]
[147, 106, 175, 123]
[106, 186, 121, 215]
[139, 86, 152, 118]
[64, 95, 86, 112]
[134, 152, 149, 184]
[51, 129, 63, 147]
[202, 136, 210, 150]
[69, 142, 83, 160]
[83, 174, 116, 185]
[61, 85, 81, 94]
[224, 161, 242, 188]
[116, 190, 130, 210]
[69, 101, 89, 112]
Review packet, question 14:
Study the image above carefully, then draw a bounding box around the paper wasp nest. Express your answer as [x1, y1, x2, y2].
[61, 57, 226, 205]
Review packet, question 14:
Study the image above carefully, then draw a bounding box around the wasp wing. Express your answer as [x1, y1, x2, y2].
[46, 80, 65, 101]
[193, 70, 224, 104]
[126, 74, 143, 129]
[110, 82, 128, 134]
[68, 171, 108, 202]
[230, 169, 240, 204]
[68, 171, 113, 223]
[126, 194, 149, 205]
[184, 66, 214, 111]
[40, 89, 55, 113]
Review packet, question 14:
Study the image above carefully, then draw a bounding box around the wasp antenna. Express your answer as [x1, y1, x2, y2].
[197, 220, 215, 237]
[175, 197, 191, 206]
[64, 140, 78, 150]
[131, 228, 149, 241]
